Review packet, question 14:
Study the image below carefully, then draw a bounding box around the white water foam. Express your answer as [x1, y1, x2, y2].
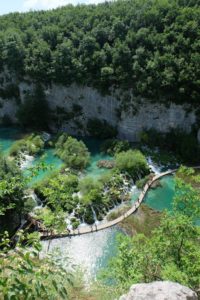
[147, 157, 162, 175]
[20, 152, 34, 170]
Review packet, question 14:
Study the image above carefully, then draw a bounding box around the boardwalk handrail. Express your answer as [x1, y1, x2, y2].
[41, 169, 177, 240]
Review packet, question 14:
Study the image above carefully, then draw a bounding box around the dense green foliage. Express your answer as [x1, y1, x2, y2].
[0, 232, 72, 299]
[140, 128, 200, 163]
[103, 167, 200, 294]
[115, 149, 149, 180]
[0, 0, 199, 104]
[35, 172, 79, 213]
[0, 156, 24, 216]
[136, 174, 151, 189]
[101, 138, 130, 155]
[9, 133, 44, 157]
[55, 135, 91, 170]
[0, 154, 36, 233]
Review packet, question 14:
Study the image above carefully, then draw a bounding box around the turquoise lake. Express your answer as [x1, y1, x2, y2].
[144, 175, 175, 211]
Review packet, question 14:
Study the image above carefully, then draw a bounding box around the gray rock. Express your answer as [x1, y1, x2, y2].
[119, 281, 198, 300]
[0, 69, 198, 141]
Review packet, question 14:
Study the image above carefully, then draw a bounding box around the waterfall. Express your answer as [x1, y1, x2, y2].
[28, 190, 43, 210]
[91, 206, 99, 224]
[147, 157, 162, 175]
[19, 151, 34, 170]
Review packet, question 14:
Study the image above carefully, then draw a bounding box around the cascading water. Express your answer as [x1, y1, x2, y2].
[147, 157, 162, 174]
[91, 205, 99, 224]
[19, 152, 34, 170]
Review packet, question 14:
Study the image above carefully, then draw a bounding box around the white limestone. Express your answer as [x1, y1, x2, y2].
[0, 71, 198, 142]
[119, 281, 198, 300]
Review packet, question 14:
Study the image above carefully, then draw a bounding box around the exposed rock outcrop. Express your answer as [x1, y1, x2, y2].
[0, 69, 198, 141]
[119, 281, 198, 300]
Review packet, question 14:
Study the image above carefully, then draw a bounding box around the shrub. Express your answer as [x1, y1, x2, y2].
[55, 136, 90, 170]
[115, 150, 149, 180]
[101, 138, 130, 155]
[35, 173, 79, 211]
[136, 175, 150, 189]
[78, 177, 103, 206]
[9, 134, 44, 157]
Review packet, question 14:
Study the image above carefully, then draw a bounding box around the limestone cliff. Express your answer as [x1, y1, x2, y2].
[0, 71, 197, 141]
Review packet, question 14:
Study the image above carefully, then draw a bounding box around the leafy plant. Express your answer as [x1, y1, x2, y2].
[115, 150, 149, 180]
[0, 231, 72, 299]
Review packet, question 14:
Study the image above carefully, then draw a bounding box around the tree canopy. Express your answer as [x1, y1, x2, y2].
[0, 0, 199, 104]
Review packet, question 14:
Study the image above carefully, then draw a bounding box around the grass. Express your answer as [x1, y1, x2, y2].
[118, 204, 162, 237]
[67, 271, 118, 300]
[106, 204, 131, 221]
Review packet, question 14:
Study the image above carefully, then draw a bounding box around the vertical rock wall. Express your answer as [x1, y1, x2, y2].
[0, 73, 197, 141]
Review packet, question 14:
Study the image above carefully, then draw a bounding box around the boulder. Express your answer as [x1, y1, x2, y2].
[119, 281, 198, 300]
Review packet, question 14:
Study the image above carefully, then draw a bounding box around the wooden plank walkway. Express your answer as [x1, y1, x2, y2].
[41, 169, 176, 240]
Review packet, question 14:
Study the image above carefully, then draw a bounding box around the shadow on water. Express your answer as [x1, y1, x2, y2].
[0, 127, 24, 153]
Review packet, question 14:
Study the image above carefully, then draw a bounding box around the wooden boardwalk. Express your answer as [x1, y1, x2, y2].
[41, 169, 176, 240]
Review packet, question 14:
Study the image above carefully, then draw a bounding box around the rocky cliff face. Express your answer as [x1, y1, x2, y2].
[0, 71, 197, 141]
[119, 281, 198, 300]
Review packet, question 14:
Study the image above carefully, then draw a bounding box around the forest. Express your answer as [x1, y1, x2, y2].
[0, 0, 199, 104]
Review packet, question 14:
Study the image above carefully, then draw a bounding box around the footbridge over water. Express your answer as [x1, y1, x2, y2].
[40, 169, 177, 240]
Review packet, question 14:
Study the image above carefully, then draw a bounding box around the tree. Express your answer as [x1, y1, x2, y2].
[174, 166, 200, 219]
[37, 173, 78, 211]
[55, 136, 90, 170]
[0, 155, 25, 233]
[115, 150, 149, 180]
[78, 177, 103, 205]
[2, 29, 25, 73]
[0, 232, 72, 299]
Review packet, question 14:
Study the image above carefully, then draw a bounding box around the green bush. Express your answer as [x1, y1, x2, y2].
[78, 177, 103, 196]
[101, 139, 130, 155]
[35, 173, 79, 212]
[136, 175, 150, 189]
[78, 177, 103, 206]
[9, 134, 44, 157]
[115, 150, 149, 180]
[55, 136, 90, 170]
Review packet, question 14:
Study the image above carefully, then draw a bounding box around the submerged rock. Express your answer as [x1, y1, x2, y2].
[119, 281, 198, 300]
[97, 159, 115, 169]
[151, 179, 162, 189]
